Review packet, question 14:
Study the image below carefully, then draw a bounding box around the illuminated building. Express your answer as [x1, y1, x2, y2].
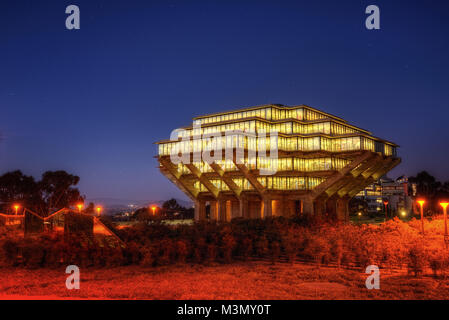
[355, 176, 413, 215]
[156, 104, 400, 221]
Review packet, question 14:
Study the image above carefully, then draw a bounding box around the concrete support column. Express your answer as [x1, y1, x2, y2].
[284, 200, 296, 217]
[336, 196, 350, 222]
[231, 200, 240, 219]
[271, 199, 283, 216]
[314, 197, 327, 217]
[263, 198, 272, 218]
[210, 201, 218, 221]
[239, 197, 248, 218]
[326, 196, 338, 220]
[225, 200, 232, 222]
[217, 198, 227, 222]
[194, 200, 206, 221]
[302, 198, 314, 215]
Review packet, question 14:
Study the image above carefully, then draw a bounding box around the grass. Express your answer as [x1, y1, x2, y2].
[1, 262, 449, 300]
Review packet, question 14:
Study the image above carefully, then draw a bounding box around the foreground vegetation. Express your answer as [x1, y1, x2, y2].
[2, 216, 449, 279]
[1, 262, 449, 300]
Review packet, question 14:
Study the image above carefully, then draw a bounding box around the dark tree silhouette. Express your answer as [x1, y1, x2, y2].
[0, 170, 84, 216]
[409, 171, 441, 198]
[0, 170, 40, 211]
[409, 171, 449, 214]
[162, 198, 182, 211]
[38, 170, 84, 216]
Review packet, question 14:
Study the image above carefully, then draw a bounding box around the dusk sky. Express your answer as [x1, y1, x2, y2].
[1, 0, 448, 202]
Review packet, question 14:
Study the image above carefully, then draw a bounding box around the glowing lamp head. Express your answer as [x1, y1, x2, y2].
[13, 204, 19, 210]
[383, 201, 389, 206]
[76, 203, 84, 212]
[96, 206, 102, 214]
[358, 212, 362, 216]
[401, 211, 406, 217]
[151, 206, 157, 214]
[440, 202, 449, 210]
[417, 200, 425, 207]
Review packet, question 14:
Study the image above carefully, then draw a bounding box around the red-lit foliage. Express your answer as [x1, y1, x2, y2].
[1, 216, 449, 277]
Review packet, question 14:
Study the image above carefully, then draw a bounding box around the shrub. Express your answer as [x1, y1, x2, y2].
[238, 237, 253, 261]
[407, 244, 427, 277]
[206, 243, 217, 263]
[175, 240, 189, 264]
[192, 237, 206, 264]
[21, 241, 45, 268]
[428, 249, 446, 278]
[140, 247, 154, 267]
[270, 241, 281, 264]
[254, 235, 269, 258]
[123, 242, 142, 265]
[220, 233, 236, 263]
[1, 239, 19, 266]
[303, 236, 330, 267]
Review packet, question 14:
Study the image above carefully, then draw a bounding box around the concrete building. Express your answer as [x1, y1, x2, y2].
[355, 176, 414, 216]
[355, 181, 383, 214]
[156, 104, 400, 222]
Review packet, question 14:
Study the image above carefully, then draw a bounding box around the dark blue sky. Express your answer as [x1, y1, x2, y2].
[1, 0, 448, 202]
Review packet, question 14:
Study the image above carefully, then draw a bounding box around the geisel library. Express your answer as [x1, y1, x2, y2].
[156, 104, 400, 222]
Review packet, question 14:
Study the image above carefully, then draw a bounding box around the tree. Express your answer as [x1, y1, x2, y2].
[409, 171, 449, 214]
[162, 199, 182, 211]
[37, 171, 84, 216]
[162, 198, 184, 219]
[0, 170, 84, 216]
[132, 207, 151, 221]
[0, 170, 40, 211]
[409, 171, 441, 198]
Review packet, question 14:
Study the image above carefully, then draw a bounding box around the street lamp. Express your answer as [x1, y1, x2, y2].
[383, 200, 389, 220]
[76, 203, 84, 213]
[417, 199, 425, 234]
[96, 206, 102, 216]
[151, 206, 156, 215]
[439, 202, 449, 247]
[13, 204, 20, 215]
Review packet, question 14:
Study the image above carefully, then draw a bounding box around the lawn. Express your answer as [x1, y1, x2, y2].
[1, 261, 449, 300]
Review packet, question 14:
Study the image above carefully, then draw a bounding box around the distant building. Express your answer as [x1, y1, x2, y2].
[356, 181, 383, 214]
[156, 104, 400, 221]
[355, 176, 414, 215]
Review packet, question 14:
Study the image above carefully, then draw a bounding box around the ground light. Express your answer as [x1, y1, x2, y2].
[417, 199, 425, 234]
[440, 202, 449, 247]
[13, 204, 20, 215]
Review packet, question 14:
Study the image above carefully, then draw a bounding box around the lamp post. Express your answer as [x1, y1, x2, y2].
[383, 200, 389, 221]
[77, 203, 84, 213]
[417, 200, 425, 235]
[440, 202, 449, 247]
[13, 204, 20, 215]
[151, 206, 156, 216]
[96, 206, 102, 216]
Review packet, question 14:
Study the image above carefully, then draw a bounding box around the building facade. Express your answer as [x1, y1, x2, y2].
[156, 104, 400, 222]
[355, 176, 414, 216]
